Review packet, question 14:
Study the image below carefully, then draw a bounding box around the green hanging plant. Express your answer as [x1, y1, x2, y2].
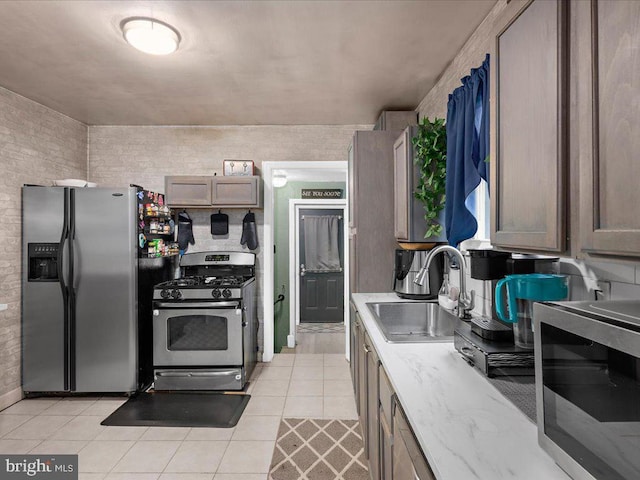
[411, 117, 447, 238]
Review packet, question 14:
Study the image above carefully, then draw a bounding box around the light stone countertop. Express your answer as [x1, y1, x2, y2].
[352, 293, 571, 480]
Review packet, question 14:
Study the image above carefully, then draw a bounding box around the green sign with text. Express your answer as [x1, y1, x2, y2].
[301, 189, 343, 199]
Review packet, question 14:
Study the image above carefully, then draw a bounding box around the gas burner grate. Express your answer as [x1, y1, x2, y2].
[171, 277, 202, 287]
[204, 276, 245, 287]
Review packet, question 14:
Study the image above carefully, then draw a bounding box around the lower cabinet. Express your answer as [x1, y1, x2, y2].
[349, 302, 358, 397]
[366, 332, 380, 480]
[350, 303, 435, 480]
[356, 315, 368, 455]
[379, 368, 394, 480]
[393, 402, 436, 480]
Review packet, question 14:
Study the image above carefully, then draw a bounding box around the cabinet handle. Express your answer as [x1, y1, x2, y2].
[363, 344, 371, 353]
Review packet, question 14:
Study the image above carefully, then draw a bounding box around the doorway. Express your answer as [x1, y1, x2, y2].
[289, 199, 347, 351]
[262, 161, 348, 362]
[298, 208, 344, 324]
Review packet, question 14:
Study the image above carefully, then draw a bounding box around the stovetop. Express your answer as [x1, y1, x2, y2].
[153, 275, 254, 301]
[154, 251, 256, 302]
[156, 275, 249, 289]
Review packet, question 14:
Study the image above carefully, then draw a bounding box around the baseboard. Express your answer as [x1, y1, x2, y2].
[0, 387, 23, 411]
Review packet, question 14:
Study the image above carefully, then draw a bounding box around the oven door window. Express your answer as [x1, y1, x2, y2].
[541, 323, 640, 480]
[153, 307, 243, 366]
[168, 315, 228, 351]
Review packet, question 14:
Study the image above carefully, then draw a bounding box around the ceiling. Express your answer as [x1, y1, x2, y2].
[0, 1, 496, 126]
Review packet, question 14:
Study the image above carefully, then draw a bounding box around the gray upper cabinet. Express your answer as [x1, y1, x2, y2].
[211, 176, 260, 207]
[393, 130, 410, 241]
[349, 130, 403, 293]
[490, 0, 568, 252]
[165, 176, 212, 206]
[165, 175, 261, 208]
[393, 126, 445, 243]
[579, 0, 640, 256]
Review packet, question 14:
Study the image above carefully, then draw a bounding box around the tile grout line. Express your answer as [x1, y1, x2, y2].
[153, 428, 189, 477]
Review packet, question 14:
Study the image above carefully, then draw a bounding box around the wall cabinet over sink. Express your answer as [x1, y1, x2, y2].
[165, 175, 261, 208]
[490, 0, 568, 253]
[491, 0, 640, 259]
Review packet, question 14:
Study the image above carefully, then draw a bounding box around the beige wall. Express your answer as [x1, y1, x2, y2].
[87, 125, 367, 352]
[0, 87, 87, 401]
[417, 0, 508, 120]
[87, 125, 368, 192]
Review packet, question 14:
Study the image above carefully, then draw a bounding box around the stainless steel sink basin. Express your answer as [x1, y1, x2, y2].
[366, 302, 458, 343]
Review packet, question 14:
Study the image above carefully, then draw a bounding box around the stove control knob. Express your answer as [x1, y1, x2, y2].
[222, 288, 232, 298]
[160, 289, 170, 299]
[212, 289, 222, 299]
[171, 289, 182, 300]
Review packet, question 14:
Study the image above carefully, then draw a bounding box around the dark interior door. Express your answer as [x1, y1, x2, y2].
[299, 208, 344, 323]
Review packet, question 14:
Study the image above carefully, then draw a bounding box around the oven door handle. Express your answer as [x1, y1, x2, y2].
[155, 370, 239, 377]
[153, 301, 241, 309]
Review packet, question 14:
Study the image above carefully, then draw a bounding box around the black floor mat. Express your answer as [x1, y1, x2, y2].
[101, 391, 250, 428]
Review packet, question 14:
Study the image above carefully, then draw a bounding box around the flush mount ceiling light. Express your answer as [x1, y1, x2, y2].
[121, 17, 181, 55]
[273, 173, 288, 188]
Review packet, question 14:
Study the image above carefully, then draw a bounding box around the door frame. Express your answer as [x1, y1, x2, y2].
[288, 199, 348, 348]
[262, 161, 348, 362]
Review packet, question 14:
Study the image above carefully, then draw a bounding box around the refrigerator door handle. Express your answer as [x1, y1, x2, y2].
[69, 189, 76, 285]
[58, 191, 69, 295]
[59, 188, 70, 391]
[68, 188, 77, 391]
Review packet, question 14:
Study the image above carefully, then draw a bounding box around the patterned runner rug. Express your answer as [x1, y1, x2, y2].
[297, 323, 346, 334]
[269, 418, 368, 480]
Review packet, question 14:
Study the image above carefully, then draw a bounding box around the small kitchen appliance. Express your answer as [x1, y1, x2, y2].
[454, 253, 563, 377]
[152, 251, 257, 391]
[535, 300, 640, 480]
[495, 274, 568, 349]
[393, 248, 443, 300]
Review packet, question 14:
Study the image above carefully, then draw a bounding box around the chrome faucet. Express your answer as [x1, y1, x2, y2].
[414, 245, 475, 319]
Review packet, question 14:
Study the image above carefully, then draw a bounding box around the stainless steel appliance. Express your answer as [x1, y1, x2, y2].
[22, 186, 175, 394]
[535, 300, 640, 480]
[393, 249, 443, 300]
[152, 251, 257, 391]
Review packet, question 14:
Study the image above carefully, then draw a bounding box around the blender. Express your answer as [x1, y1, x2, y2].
[495, 274, 569, 349]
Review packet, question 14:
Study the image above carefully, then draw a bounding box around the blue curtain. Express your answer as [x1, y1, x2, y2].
[445, 54, 490, 247]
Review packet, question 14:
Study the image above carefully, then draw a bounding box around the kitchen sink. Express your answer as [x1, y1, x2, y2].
[366, 301, 458, 343]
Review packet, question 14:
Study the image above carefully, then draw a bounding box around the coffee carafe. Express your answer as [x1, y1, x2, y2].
[393, 249, 443, 300]
[495, 274, 569, 349]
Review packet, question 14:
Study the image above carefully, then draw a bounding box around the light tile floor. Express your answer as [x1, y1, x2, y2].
[0, 354, 357, 480]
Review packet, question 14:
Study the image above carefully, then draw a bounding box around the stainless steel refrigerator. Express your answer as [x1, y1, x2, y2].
[22, 186, 174, 394]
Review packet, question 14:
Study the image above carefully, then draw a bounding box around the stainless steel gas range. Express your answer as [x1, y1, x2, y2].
[152, 251, 257, 391]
